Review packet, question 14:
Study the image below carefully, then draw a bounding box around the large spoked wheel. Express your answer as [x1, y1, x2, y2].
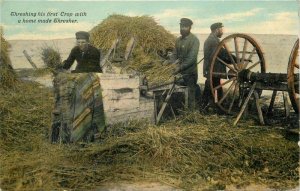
[287, 39, 299, 113]
[209, 33, 266, 114]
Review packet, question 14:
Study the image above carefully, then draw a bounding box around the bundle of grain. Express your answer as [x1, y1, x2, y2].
[90, 15, 177, 86]
[40, 45, 62, 74]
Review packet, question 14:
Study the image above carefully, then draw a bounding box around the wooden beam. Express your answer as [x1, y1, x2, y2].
[233, 83, 256, 126]
[23, 50, 37, 69]
[267, 90, 277, 114]
[253, 91, 265, 125]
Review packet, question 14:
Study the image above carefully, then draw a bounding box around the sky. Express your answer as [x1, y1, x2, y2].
[0, 0, 299, 40]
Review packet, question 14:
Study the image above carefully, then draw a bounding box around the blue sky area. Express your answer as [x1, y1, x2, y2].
[1, 0, 299, 40]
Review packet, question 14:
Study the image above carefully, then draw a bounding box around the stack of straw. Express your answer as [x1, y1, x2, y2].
[90, 14, 177, 86]
[0, 27, 17, 89]
[0, 83, 298, 190]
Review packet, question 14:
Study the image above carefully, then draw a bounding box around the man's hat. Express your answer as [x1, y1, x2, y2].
[75, 31, 90, 40]
[210, 22, 224, 31]
[180, 18, 193, 26]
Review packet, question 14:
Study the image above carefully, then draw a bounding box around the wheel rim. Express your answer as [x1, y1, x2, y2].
[209, 33, 266, 114]
[287, 39, 299, 113]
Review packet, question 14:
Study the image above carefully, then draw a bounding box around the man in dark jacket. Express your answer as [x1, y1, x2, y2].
[201, 22, 235, 109]
[63, 31, 102, 73]
[172, 18, 200, 110]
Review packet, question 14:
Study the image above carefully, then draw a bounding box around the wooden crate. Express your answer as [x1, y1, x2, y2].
[97, 73, 155, 124]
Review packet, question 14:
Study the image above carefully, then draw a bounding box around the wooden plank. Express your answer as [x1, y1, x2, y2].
[267, 90, 277, 114]
[233, 83, 256, 126]
[255, 83, 288, 91]
[103, 99, 140, 111]
[100, 79, 139, 90]
[23, 50, 38, 69]
[156, 83, 176, 124]
[97, 73, 139, 80]
[283, 91, 291, 117]
[102, 89, 139, 100]
[254, 91, 265, 125]
[105, 98, 155, 124]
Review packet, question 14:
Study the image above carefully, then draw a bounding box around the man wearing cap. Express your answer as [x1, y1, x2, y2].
[172, 18, 200, 110]
[62, 31, 102, 73]
[201, 22, 235, 110]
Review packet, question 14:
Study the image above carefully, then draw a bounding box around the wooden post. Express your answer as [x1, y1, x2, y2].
[124, 37, 136, 60]
[282, 91, 291, 117]
[253, 91, 265, 125]
[233, 83, 256, 126]
[267, 90, 277, 115]
[156, 83, 176, 124]
[184, 87, 189, 110]
[23, 50, 37, 69]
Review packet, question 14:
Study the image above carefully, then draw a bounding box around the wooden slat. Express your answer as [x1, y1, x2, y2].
[105, 98, 155, 124]
[73, 108, 91, 129]
[102, 89, 139, 100]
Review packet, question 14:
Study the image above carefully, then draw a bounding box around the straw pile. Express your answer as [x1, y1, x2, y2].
[90, 15, 177, 86]
[0, 27, 17, 89]
[0, 80, 298, 190]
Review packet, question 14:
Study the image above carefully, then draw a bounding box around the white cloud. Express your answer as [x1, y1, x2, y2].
[229, 12, 297, 34]
[213, 8, 263, 22]
[125, 11, 144, 17]
[153, 8, 264, 34]
[153, 8, 190, 20]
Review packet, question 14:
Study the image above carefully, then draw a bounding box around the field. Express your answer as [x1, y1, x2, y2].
[0, 33, 299, 190]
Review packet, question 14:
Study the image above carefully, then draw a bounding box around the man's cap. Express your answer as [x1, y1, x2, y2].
[75, 31, 90, 40]
[210, 22, 224, 31]
[180, 18, 193, 26]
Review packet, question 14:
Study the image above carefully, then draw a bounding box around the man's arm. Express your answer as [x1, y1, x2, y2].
[219, 47, 237, 64]
[62, 48, 76, 70]
[203, 40, 213, 76]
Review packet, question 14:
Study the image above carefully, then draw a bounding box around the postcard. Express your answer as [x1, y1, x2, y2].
[0, 0, 299, 190]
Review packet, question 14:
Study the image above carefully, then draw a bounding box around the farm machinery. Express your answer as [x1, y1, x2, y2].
[208, 34, 299, 125]
[50, 33, 299, 143]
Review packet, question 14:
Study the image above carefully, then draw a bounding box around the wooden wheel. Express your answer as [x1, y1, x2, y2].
[287, 39, 299, 113]
[209, 33, 266, 113]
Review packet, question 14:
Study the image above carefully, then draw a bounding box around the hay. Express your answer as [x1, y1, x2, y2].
[90, 15, 177, 86]
[0, 26, 17, 89]
[0, 81, 298, 190]
[40, 45, 62, 74]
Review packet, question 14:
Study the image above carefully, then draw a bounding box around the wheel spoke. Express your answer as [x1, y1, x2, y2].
[213, 77, 237, 91]
[217, 57, 237, 72]
[217, 81, 236, 105]
[243, 47, 257, 69]
[234, 37, 240, 64]
[248, 47, 256, 60]
[247, 60, 261, 71]
[241, 39, 248, 64]
[223, 43, 238, 70]
[228, 82, 239, 113]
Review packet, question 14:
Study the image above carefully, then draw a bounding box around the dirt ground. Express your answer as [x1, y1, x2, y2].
[93, 182, 300, 191]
